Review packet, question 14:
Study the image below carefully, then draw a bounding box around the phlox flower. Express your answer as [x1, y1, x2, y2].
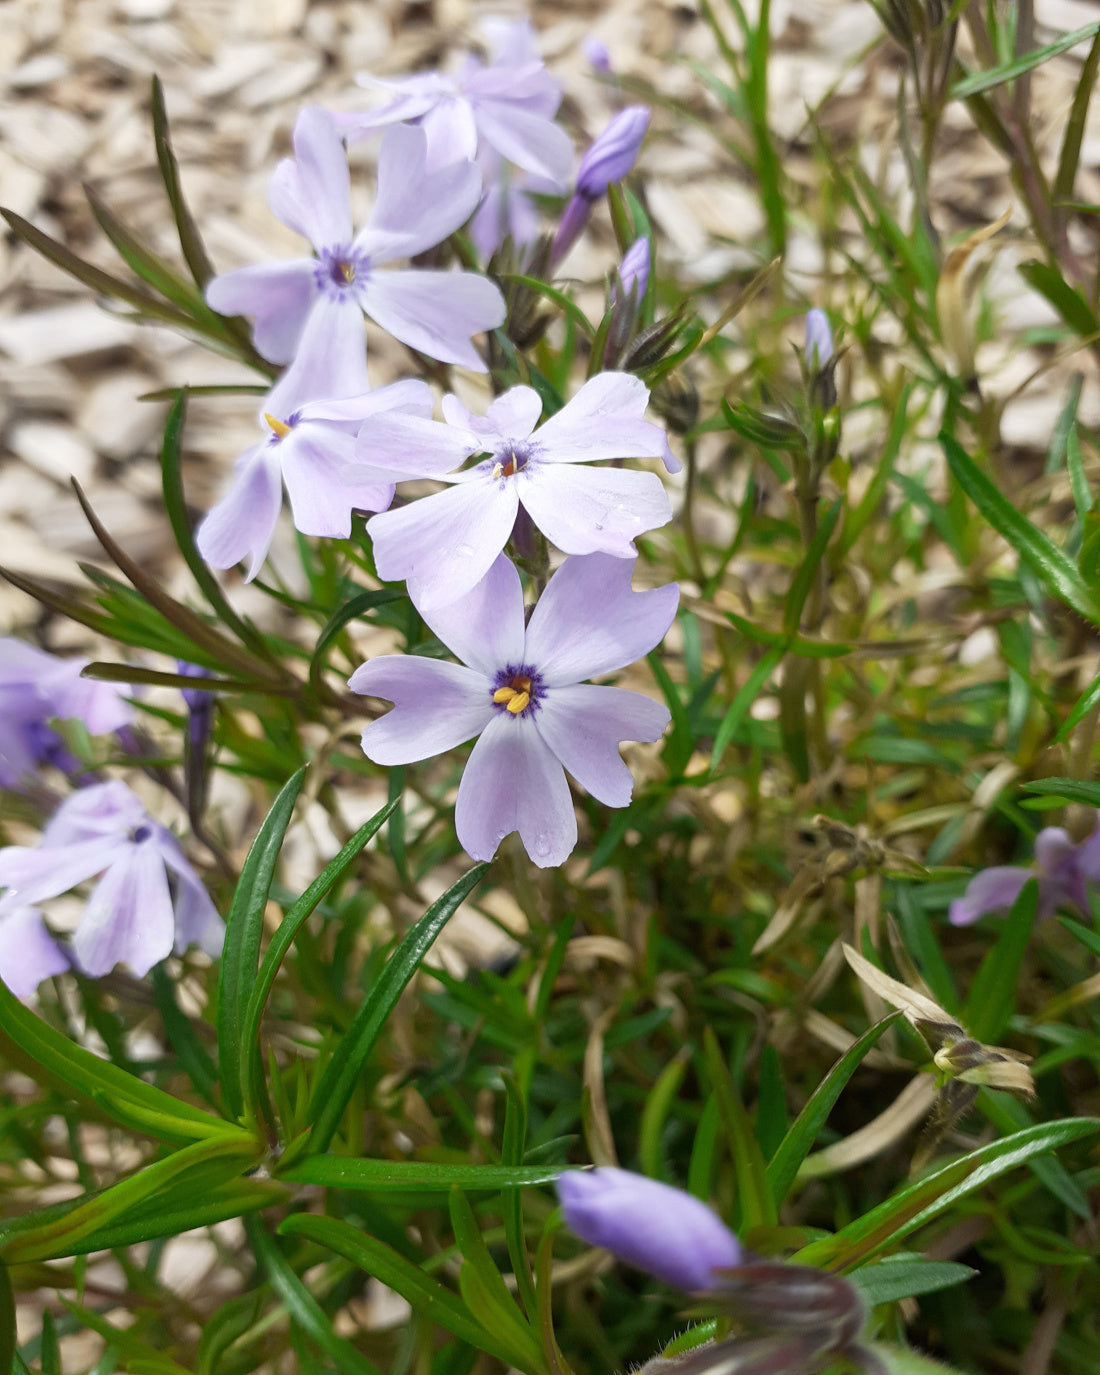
[0, 905, 69, 996]
[949, 819, 1100, 925]
[349, 553, 677, 867]
[357, 372, 680, 611]
[0, 780, 222, 978]
[557, 1167, 742, 1291]
[804, 308, 834, 369]
[197, 366, 433, 582]
[0, 639, 132, 786]
[205, 109, 504, 378]
[551, 106, 650, 265]
[335, 17, 572, 185]
[468, 150, 560, 261]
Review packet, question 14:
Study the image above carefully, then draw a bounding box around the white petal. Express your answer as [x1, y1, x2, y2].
[535, 684, 669, 806]
[351, 657, 494, 765]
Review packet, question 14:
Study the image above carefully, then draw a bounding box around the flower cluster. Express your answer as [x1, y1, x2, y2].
[195, 22, 675, 868]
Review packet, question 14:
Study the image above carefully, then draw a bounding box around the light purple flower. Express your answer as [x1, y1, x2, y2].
[0, 905, 69, 996]
[205, 110, 504, 375]
[949, 820, 1100, 926]
[615, 237, 650, 304]
[551, 107, 649, 266]
[557, 1167, 743, 1291]
[0, 780, 223, 977]
[335, 18, 572, 185]
[582, 37, 612, 74]
[804, 309, 834, 370]
[197, 376, 432, 582]
[0, 639, 132, 787]
[359, 372, 678, 611]
[349, 554, 676, 867]
[468, 151, 559, 261]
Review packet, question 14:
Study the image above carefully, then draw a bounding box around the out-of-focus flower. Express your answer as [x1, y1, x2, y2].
[335, 17, 572, 184]
[197, 374, 432, 581]
[468, 151, 560, 261]
[0, 780, 222, 978]
[949, 821, 1100, 926]
[350, 554, 676, 866]
[0, 640, 132, 787]
[206, 110, 504, 377]
[604, 238, 652, 368]
[0, 905, 69, 996]
[556, 1166, 742, 1291]
[804, 309, 834, 369]
[551, 106, 649, 265]
[358, 372, 678, 611]
[582, 37, 612, 74]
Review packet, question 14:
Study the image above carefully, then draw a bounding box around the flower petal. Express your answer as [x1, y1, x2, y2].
[948, 866, 1031, 926]
[351, 657, 493, 765]
[367, 478, 519, 611]
[0, 906, 70, 995]
[535, 684, 669, 806]
[473, 100, 573, 184]
[484, 386, 544, 440]
[519, 462, 672, 558]
[417, 553, 526, 676]
[353, 411, 479, 480]
[282, 429, 392, 538]
[41, 779, 143, 846]
[419, 97, 480, 171]
[455, 713, 576, 866]
[0, 836, 129, 907]
[357, 124, 482, 262]
[264, 293, 369, 417]
[300, 378, 434, 425]
[359, 268, 504, 371]
[205, 261, 317, 364]
[154, 831, 224, 958]
[524, 553, 679, 686]
[534, 372, 669, 464]
[269, 107, 353, 249]
[72, 842, 175, 978]
[196, 447, 283, 582]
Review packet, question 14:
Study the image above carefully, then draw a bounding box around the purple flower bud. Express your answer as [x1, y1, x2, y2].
[576, 106, 650, 199]
[176, 661, 213, 714]
[617, 238, 650, 302]
[556, 1167, 742, 1291]
[804, 309, 834, 370]
[549, 192, 593, 268]
[583, 37, 612, 74]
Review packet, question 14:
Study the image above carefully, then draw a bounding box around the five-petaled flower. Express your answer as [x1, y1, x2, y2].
[205, 108, 505, 383]
[949, 820, 1100, 926]
[349, 553, 677, 866]
[0, 780, 223, 979]
[358, 372, 680, 611]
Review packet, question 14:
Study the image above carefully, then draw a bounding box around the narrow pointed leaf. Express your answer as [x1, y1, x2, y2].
[963, 878, 1037, 1042]
[150, 75, 217, 289]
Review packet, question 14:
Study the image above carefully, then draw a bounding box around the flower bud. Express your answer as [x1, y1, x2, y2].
[616, 237, 650, 303]
[804, 309, 834, 370]
[576, 106, 650, 198]
[583, 36, 612, 73]
[557, 1167, 742, 1291]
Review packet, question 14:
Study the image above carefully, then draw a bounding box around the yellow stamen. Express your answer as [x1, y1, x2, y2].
[339, 259, 356, 283]
[506, 691, 530, 714]
[264, 412, 292, 438]
[493, 686, 517, 704]
[513, 674, 532, 694]
[491, 462, 504, 480]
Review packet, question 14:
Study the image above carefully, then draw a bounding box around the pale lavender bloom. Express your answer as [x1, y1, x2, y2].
[359, 372, 679, 611]
[335, 17, 572, 185]
[350, 554, 676, 867]
[0, 905, 69, 996]
[557, 1167, 743, 1291]
[0, 780, 222, 977]
[197, 373, 432, 582]
[551, 106, 649, 265]
[468, 150, 559, 261]
[205, 110, 504, 375]
[582, 37, 612, 74]
[949, 820, 1100, 926]
[0, 639, 132, 787]
[615, 237, 650, 303]
[804, 309, 834, 369]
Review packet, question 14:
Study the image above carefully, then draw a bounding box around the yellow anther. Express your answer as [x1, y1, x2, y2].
[493, 686, 517, 704]
[491, 462, 504, 480]
[264, 412, 293, 438]
[506, 691, 530, 714]
[339, 259, 356, 283]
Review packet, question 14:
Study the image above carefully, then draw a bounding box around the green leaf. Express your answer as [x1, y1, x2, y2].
[1020, 776, 1100, 808]
[1017, 260, 1100, 338]
[309, 587, 404, 698]
[150, 76, 217, 291]
[248, 1219, 384, 1375]
[0, 1262, 13, 1375]
[150, 965, 219, 1106]
[702, 1028, 775, 1229]
[850, 1255, 975, 1305]
[0, 1134, 259, 1263]
[783, 497, 842, 634]
[1055, 31, 1100, 209]
[840, 383, 913, 557]
[709, 644, 784, 771]
[279, 1213, 533, 1371]
[963, 878, 1037, 1042]
[0, 976, 233, 1144]
[942, 432, 1100, 627]
[766, 1014, 903, 1206]
[949, 20, 1100, 98]
[217, 767, 306, 1120]
[239, 797, 396, 1117]
[793, 1116, 1100, 1270]
[308, 864, 490, 1152]
[869, 1343, 974, 1375]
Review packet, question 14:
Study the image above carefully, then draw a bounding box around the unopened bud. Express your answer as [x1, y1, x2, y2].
[576, 106, 650, 198]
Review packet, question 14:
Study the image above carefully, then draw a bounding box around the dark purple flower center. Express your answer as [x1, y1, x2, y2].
[491, 663, 544, 718]
[315, 247, 369, 298]
[490, 442, 533, 480]
[130, 824, 152, 844]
